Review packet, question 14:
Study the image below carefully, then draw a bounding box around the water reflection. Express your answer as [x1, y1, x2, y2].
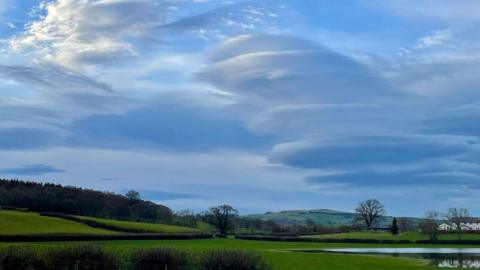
[293, 248, 480, 268]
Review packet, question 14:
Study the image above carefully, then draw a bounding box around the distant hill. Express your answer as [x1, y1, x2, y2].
[246, 209, 422, 227]
[0, 179, 172, 224]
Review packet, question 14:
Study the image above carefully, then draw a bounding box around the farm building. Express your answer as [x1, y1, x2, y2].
[438, 220, 480, 231]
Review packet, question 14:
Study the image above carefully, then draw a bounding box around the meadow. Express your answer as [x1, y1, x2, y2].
[0, 238, 450, 270]
[0, 209, 475, 269]
[0, 210, 116, 235]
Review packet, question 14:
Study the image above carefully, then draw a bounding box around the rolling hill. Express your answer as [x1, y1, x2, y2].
[0, 209, 203, 236]
[246, 209, 422, 227]
[0, 210, 117, 235]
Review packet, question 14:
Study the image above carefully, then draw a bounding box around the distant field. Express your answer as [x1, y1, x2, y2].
[303, 231, 480, 241]
[0, 210, 116, 235]
[75, 215, 201, 233]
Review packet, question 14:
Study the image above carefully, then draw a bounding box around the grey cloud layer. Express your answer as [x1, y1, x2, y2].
[2, 0, 480, 212]
[0, 64, 112, 92]
[197, 34, 480, 191]
[0, 164, 65, 175]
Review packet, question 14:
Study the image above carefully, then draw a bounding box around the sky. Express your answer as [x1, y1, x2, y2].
[0, 0, 480, 217]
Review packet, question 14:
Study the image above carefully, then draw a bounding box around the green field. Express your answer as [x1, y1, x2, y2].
[303, 231, 480, 241]
[0, 210, 475, 269]
[0, 210, 116, 235]
[75, 215, 201, 233]
[1, 238, 452, 270]
[108, 238, 434, 270]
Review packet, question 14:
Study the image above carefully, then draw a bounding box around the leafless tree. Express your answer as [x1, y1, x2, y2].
[208, 205, 238, 234]
[420, 210, 441, 241]
[446, 208, 470, 240]
[355, 199, 385, 229]
[397, 217, 416, 232]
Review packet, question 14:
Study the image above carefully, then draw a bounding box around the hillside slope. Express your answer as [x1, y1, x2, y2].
[75, 215, 201, 233]
[0, 210, 116, 235]
[247, 209, 422, 227]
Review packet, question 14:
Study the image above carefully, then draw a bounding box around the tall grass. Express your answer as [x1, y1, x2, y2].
[0, 245, 272, 270]
[131, 248, 193, 270]
[0, 246, 45, 269]
[201, 250, 272, 270]
[45, 245, 116, 270]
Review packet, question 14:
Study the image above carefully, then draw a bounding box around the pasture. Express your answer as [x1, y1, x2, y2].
[0, 210, 116, 235]
[2, 238, 468, 270]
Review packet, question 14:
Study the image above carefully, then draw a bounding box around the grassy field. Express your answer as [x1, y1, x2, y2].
[0, 238, 446, 270]
[118, 239, 434, 270]
[75, 215, 201, 233]
[0, 209, 475, 269]
[0, 210, 116, 235]
[303, 231, 480, 241]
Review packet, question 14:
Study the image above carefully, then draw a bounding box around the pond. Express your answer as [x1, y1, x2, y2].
[292, 248, 480, 268]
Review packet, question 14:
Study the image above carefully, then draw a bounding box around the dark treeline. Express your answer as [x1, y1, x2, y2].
[0, 179, 172, 223]
[173, 207, 352, 235]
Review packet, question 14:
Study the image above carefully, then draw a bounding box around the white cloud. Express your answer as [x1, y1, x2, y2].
[198, 35, 399, 105]
[198, 34, 420, 137]
[416, 29, 452, 49]
[8, 0, 168, 68]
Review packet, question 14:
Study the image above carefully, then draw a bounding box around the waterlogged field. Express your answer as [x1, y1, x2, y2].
[0, 210, 116, 235]
[75, 215, 201, 233]
[2, 238, 467, 270]
[304, 232, 480, 241]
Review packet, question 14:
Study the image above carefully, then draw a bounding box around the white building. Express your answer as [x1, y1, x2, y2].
[438, 220, 480, 231]
[438, 223, 452, 231]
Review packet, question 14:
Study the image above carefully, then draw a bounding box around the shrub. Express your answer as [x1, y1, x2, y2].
[0, 247, 45, 270]
[131, 247, 192, 270]
[200, 250, 272, 270]
[44, 245, 117, 270]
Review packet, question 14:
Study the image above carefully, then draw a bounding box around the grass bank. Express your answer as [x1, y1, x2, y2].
[0, 210, 115, 235]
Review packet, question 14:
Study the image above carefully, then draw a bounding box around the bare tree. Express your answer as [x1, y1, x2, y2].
[208, 205, 238, 234]
[174, 209, 198, 228]
[420, 211, 441, 241]
[446, 208, 470, 240]
[355, 199, 385, 229]
[397, 217, 416, 232]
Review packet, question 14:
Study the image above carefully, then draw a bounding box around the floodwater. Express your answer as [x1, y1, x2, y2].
[294, 248, 480, 268]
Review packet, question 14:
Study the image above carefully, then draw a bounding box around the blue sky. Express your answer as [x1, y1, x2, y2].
[0, 0, 480, 217]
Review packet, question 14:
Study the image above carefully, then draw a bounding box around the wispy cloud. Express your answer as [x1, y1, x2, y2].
[416, 29, 452, 49]
[0, 164, 65, 175]
[0, 64, 112, 92]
